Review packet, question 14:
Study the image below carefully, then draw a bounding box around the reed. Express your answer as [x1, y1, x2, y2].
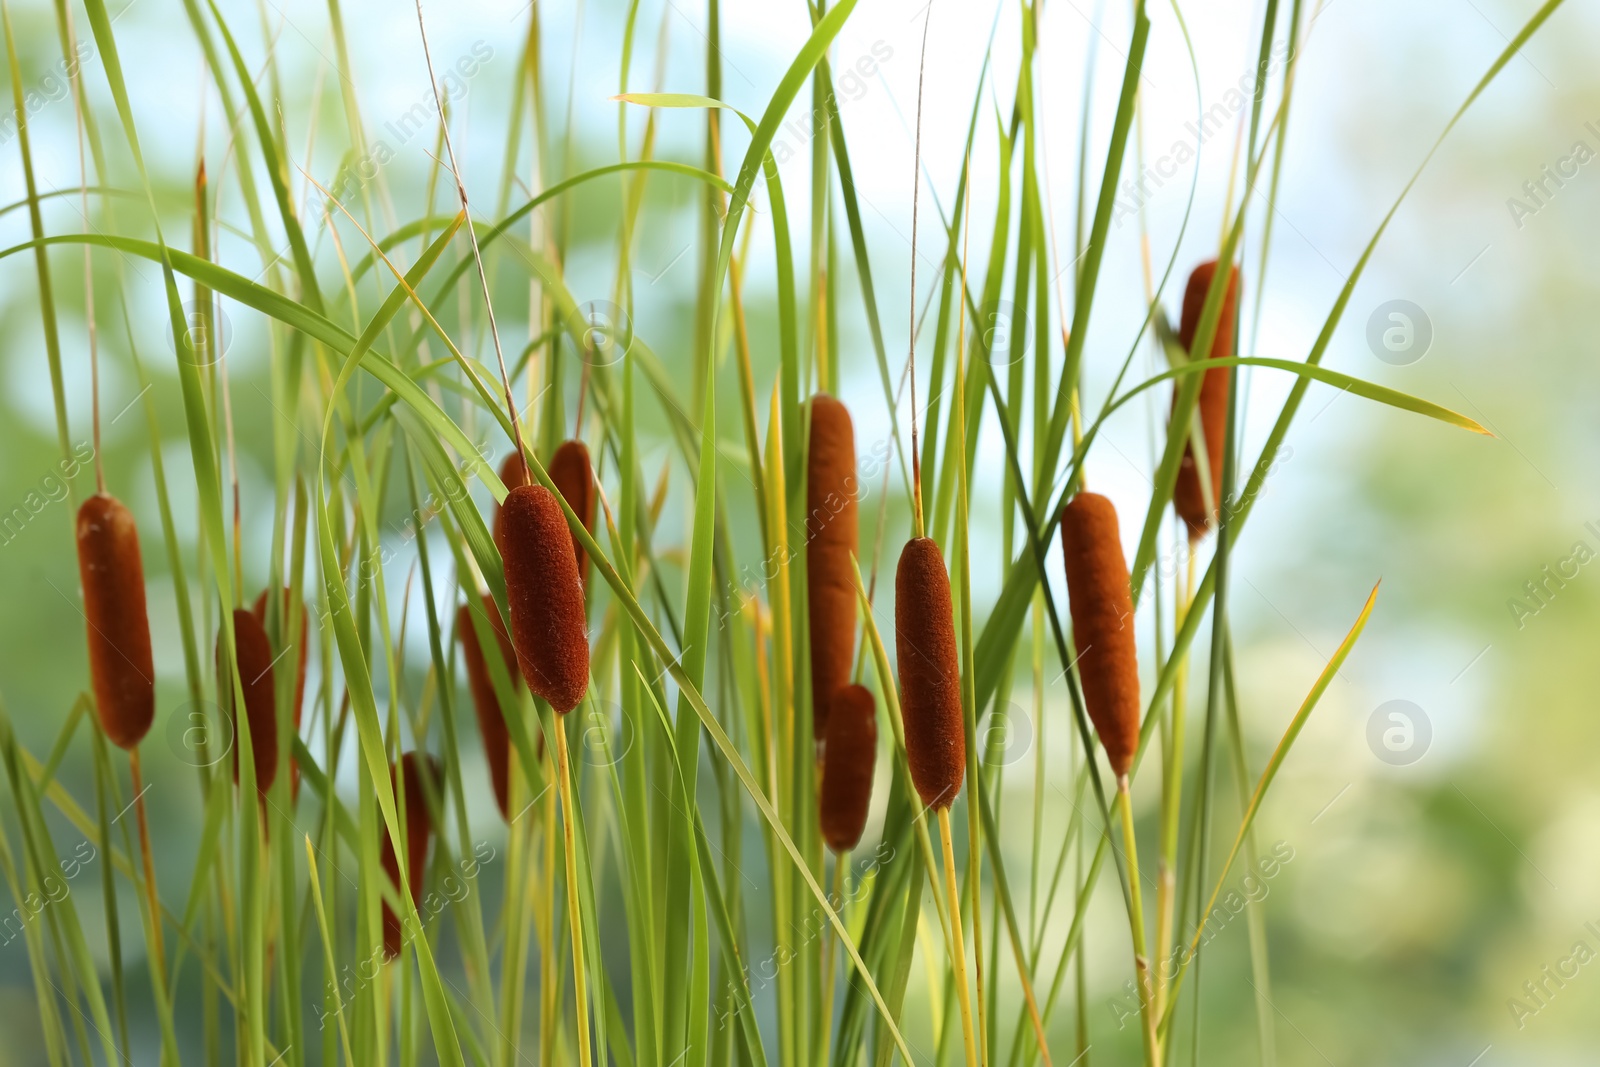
[75, 493, 154, 749]
[456, 596, 517, 820]
[1172, 260, 1241, 541]
[548, 439, 597, 591]
[818, 683, 876, 853]
[806, 394, 860, 742]
[894, 537, 965, 810]
[380, 752, 436, 960]
[252, 588, 307, 798]
[220, 608, 278, 795]
[1058, 491, 1140, 777]
[495, 483, 590, 714]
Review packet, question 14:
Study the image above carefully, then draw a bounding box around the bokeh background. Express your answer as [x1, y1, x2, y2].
[1, 0, 1597, 1062]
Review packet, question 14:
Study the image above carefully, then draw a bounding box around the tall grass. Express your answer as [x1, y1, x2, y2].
[0, 0, 1567, 1064]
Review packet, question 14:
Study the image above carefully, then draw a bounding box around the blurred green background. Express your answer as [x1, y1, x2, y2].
[1, 0, 1597, 1063]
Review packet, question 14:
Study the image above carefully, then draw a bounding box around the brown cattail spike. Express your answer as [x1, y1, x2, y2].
[1059, 492, 1141, 778]
[806, 394, 860, 742]
[76, 494, 155, 749]
[457, 596, 518, 820]
[819, 684, 877, 852]
[252, 588, 308, 799]
[220, 608, 279, 794]
[496, 483, 590, 714]
[381, 752, 436, 959]
[895, 537, 965, 810]
[1172, 260, 1241, 540]
[548, 439, 597, 591]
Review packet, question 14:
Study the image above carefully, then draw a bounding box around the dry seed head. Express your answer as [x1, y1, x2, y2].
[493, 450, 531, 548]
[220, 608, 279, 795]
[1059, 492, 1140, 777]
[895, 537, 965, 809]
[457, 596, 517, 820]
[381, 751, 437, 959]
[806, 394, 860, 741]
[819, 684, 878, 852]
[496, 483, 590, 713]
[76, 493, 155, 749]
[548, 439, 597, 592]
[1172, 260, 1241, 540]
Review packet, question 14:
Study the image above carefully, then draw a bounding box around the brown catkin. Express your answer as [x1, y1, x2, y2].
[381, 752, 436, 959]
[252, 588, 307, 799]
[496, 483, 590, 713]
[895, 537, 965, 809]
[1059, 492, 1141, 778]
[548, 439, 597, 591]
[819, 684, 877, 852]
[806, 394, 860, 742]
[220, 608, 279, 794]
[76, 493, 155, 749]
[1172, 259, 1241, 539]
[457, 596, 517, 820]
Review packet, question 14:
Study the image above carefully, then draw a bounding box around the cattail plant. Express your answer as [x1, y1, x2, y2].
[496, 482, 591, 714]
[549, 439, 597, 591]
[221, 608, 278, 795]
[894, 538, 966, 810]
[457, 595, 517, 820]
[806, 394, 860, 743]
[819, 684, 877, 853]
[75, 493, 155, 749]
[252, 588, 307, 799]
[380, 752, 436, 960]
[1060, 489, 1157, 1062]
[1172, 260, 1241, 540]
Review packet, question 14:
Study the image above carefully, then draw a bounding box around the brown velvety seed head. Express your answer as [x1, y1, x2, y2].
[1059, 492, 1141, 778]
[548, 439, 597, 591]
[806, 394, 860, 741]
[457, 596, 517, 820]
[381, 751, 436, 959]
[252, 588, 308, 800]
[495, 483, 590, 713]
[819, 684, 877, 852]
[1172, 260, 1241, 539]
[221, 608, 279, 795]
[895, 537, 965, 809]
[76, 493, 155, 750]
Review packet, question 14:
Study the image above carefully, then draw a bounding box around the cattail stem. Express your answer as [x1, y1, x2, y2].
[1117, 777, 1159, 1067]
[128, 748, 166, 984]
[1155, 551, 1197, 1019]
[819, 855, 846, 1060]
[938, 807, 980, 1067]
[553, 721, 592, 1067]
